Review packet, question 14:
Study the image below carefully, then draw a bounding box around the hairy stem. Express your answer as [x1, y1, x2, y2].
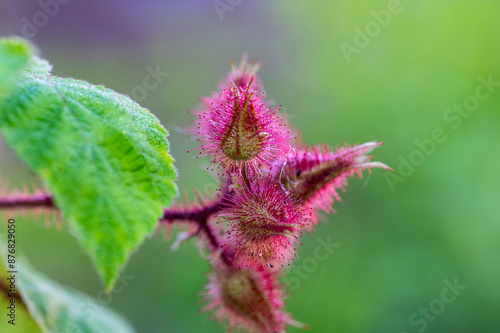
[0, 192, 233, 266]
[160, 200, 222, 222]
[241, 166, 252, 189]
[159, 196, 232, 266]
[0, 194, 53, 208]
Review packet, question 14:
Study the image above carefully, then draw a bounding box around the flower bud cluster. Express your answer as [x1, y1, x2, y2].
[186, 55, 389, 332]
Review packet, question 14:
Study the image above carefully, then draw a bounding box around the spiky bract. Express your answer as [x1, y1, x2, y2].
[281, 141, 391, 229]
[219, 179, 308, 268]
[203, 266, 297, 333]
[193, 84, 291, 174]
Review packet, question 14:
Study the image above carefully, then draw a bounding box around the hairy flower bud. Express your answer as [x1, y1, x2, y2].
[192, 82, 292, 174]
[219, 179, 308, 268]
[224, 53, 262, 90]
[203, 266, 303, 333]
[281, 141, 391, 229]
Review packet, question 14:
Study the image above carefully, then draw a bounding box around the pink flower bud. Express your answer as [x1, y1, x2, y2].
[223, 53, 262, 90]
[218, 178, 309, 268]
[191, 82, 292, 174]
[281, 141, 391, 229]
[203, 265, 304, 333]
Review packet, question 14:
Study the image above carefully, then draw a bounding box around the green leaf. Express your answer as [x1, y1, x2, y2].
[0, 252, 136, 333]
[0, 38, 178, 290]
[0, 257, 42, 333]
[0, 37, 33, 99]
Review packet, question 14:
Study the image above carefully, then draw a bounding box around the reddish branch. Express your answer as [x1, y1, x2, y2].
[0, 192, 232, 266]
[159, 196, 232, 266]
[160, 199, 222, 222]
[0, 194, 53, 208]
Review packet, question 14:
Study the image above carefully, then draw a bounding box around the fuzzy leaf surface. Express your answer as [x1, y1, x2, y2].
[0, 44, 178, 289]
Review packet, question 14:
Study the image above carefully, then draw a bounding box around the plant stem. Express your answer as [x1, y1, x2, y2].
[160, 200, 222, 222]
[241, 166, 252, 189]
[0, 194, 53, 208]
[159, 196, 233, 267]
[0, 192, 233, 267]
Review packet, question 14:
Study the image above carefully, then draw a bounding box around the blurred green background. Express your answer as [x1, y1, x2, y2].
[1, 1, 499, 332]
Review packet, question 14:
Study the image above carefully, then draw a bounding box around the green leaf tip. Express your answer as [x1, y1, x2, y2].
[0, 38, 178, 290]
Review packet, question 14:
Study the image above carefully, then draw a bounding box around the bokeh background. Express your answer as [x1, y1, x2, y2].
[1, 1, 499, 332]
